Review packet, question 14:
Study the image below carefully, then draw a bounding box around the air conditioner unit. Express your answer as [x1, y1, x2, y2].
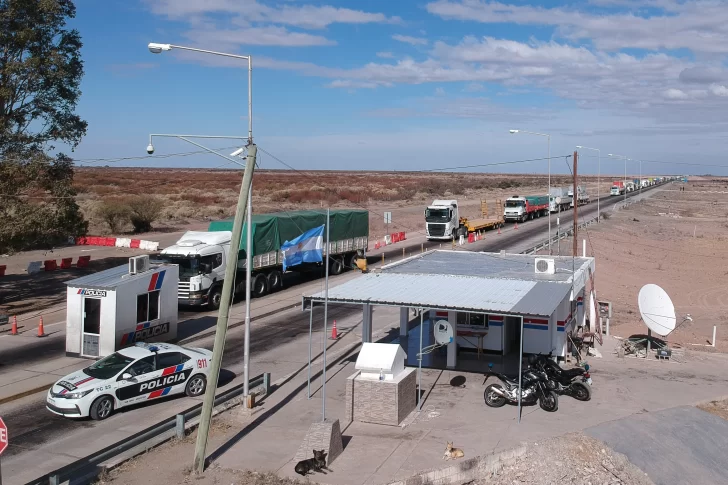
[534, 258, 555, 275]
[129, 255, 150, 275]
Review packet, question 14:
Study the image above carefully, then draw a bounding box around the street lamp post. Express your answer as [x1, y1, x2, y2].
[510, 129, 551, 254]
[149, 42, 255, 474]
[608, 154, 630, 204]
[576, 146, 600, 221]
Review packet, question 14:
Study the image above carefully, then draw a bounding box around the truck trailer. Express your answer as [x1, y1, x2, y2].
[504, 195, 549, 222]
[550, 187, 573, 212]
[425, 199, 503, 240]
[610, 181, 625, 196]
[159, 209, 368, 308]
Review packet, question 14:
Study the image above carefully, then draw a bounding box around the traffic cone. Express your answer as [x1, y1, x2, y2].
[514, 222, 519, 231]
[497, 226, 502, 235]
[11, 315, 18, 335]
[37, 316, 45, 337]
[329, 320, 338, 340]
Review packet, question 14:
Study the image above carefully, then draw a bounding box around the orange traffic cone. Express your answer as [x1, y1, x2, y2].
[329, 320, 338, 340]
[37, 316, 45, 337]
[497, 226, 502, 235]
[11, 315, 18, 335]
[514, 222, 519, 231]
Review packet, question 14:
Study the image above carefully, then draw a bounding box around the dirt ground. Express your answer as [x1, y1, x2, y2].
[561, 177, 728, 353]
[698, 398, 728, 421]
[477, 433, 654, 485]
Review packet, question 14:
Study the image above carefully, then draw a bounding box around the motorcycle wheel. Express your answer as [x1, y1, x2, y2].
[484, 384, 507, 408]
[570, 381, 591, 401]
[539, 391, 559, 412]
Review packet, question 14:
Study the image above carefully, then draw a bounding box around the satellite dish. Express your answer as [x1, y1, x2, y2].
[433, 320, 453, 345]
[638, 284, 676, 336]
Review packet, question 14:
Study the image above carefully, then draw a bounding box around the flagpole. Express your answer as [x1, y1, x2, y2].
[322, 208, 330, 422]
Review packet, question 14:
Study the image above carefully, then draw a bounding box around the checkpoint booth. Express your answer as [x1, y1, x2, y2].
[65, 256, 179, 359]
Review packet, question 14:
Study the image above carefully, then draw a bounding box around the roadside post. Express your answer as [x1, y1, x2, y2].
[384, 211, 392, 237]
[0, 416, 8, 484]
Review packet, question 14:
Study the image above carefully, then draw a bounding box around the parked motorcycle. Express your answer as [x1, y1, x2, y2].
[483, 365, 559, 412]
[531, 354, 592, 402]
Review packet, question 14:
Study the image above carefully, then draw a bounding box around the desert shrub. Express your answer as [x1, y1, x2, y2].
[600, 211, 610, 220]
[126, 195, 164, 233]
[96, 200, 131, 234]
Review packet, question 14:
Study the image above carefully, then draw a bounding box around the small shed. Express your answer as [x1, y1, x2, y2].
[65, 256, 179, 359]
[355, 343, 407, 381]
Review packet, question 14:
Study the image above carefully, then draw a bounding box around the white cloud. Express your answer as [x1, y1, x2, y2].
[326, 80, 391, 89]
[425, 0, 728, 54]
[376, 51, 395, 58]
[392, 34, 429, 46]
[663, 88, 689, 99]
[184, 26, 336, 47]
[464, 83, 485, 92]
[709, 84, 728, 97]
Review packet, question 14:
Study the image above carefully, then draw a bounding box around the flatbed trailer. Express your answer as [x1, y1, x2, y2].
[455, 199, 504, 237]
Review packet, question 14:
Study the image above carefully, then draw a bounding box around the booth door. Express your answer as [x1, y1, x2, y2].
[81, 297, 102, 358]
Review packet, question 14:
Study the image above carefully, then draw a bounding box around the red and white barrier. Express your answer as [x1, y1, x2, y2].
[76, 236, 158, 251]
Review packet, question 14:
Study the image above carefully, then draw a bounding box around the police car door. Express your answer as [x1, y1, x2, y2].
[115, 355, 164, 406]
[154, 351, 194, 397]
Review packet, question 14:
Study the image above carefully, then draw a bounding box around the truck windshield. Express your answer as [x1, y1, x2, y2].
[158, 256, 200, 277]
[425, 208, 450, 222]
[505, 201, 524, 208]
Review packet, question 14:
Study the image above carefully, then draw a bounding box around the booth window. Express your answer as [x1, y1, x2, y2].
[456, 312, 488, 328]
[136, 290, 161, 323]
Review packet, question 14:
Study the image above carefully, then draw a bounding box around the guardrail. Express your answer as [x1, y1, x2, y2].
[30, 373, 270, 485]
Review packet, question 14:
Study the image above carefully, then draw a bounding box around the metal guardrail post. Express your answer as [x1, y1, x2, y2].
[175, 414, 185, 439]
[49, 474, 59, 485]
[263, 372, 271, 394]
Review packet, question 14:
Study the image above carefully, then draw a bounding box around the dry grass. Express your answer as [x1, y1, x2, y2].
[74, 167, 577, 234]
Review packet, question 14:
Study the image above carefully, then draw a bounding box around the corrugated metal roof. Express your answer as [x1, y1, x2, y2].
[385, 250, 591, 283]
[309, 273, 542, 314]
[66, 264, 166, 289]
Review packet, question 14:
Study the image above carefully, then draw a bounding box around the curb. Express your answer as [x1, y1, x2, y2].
[0, 383, 52, 405]
[386, 444, 527, 485]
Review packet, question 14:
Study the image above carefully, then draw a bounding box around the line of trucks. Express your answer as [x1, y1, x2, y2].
[610, 176, 678, 196]
[157, 210, 368, 309]
[425, 187, 590, 240]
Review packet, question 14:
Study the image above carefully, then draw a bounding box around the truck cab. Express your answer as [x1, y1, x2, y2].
[158, 231, 234, 309]
[425, 200, 459, 240]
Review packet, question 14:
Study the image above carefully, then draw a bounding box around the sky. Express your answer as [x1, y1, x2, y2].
[65, 0, 728, 176]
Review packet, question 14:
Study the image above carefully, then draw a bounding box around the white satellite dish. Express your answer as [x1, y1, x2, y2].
[433, 319, 454, 345]
[638, 284, 676, 336]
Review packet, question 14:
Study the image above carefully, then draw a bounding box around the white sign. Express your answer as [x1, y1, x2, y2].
[27, 261, 42, 274]
[384, 212, 392, 224]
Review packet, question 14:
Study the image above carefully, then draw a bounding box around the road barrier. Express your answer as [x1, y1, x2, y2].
[29, 373, 270, 485]
[75, 236, 158, 251]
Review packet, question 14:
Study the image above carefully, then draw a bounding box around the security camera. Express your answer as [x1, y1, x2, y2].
[146, 144, 155, 155]
[230, 147, 245, 157]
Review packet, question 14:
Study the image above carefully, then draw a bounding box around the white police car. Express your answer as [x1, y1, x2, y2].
[46, 342, 213, 420]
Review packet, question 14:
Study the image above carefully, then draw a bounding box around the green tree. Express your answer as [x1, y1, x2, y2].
[0, 0, 88, 252]
[0, 0, 87, 153]
[126, 195, 164, 234]
[96, 199, 131, 234]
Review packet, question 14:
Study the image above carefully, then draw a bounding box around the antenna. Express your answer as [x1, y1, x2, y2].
[638, 284, 676, 337]
[417, 320, 453, 356]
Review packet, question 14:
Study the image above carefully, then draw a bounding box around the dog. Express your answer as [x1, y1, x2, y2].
[294, 449, 328, 476]
[443, 441, 465, 460]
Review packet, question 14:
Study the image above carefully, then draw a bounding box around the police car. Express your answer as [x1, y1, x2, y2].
[46, 342, 213, 420]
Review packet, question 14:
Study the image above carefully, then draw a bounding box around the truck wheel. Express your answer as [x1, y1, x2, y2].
[208, 286, 222, 310]
[329, 257, 344, 275]
[252, 273, 268, 298]
[346, 253, 358, 269]
[267, 270, 283, 292]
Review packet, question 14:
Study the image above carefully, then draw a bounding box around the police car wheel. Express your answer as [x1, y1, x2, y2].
[90, 395, 114, 420]
[186, 375, 207, 397]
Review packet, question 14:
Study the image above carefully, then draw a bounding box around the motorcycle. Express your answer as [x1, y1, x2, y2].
[483, 365, 559, 412]
[531, 353, 592, 402]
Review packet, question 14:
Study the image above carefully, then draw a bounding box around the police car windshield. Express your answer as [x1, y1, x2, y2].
[84, 352, 135, 379]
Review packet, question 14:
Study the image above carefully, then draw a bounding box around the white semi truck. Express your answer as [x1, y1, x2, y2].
[425, 199, 459, 240]
[549, 187, 573, 213]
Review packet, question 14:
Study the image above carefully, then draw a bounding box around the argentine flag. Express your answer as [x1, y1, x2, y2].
[281, 225, 325, 272]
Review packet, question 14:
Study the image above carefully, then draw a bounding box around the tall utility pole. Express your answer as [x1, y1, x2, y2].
[193, 145, 257, 474]
[572, 151, 578, 258]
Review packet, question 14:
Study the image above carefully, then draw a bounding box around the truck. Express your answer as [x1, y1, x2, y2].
[549, 187, 572, 213]
[626, 181, 635, 193]
[425, 199, 503, 240]
[503, 195, 549, 223]
[159, 209, 369, 308]
[641, 179, 649, 188]
[610, 181, 625, 196]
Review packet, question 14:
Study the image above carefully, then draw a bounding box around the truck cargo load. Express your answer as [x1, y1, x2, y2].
[504, 195, 549, 222]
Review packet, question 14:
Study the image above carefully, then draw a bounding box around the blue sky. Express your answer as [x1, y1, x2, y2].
[66, 0, 728, 175]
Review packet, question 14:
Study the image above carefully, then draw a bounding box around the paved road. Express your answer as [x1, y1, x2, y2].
[586, 405, 728, 485]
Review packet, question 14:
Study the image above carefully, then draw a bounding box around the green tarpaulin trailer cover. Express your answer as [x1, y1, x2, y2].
[207, 209, 369, 256]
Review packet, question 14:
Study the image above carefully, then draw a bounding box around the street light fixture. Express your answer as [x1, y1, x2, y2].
[510, 129, 551, 254]
[149, 41, 254, 475]
[576, 146, 600, 221]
